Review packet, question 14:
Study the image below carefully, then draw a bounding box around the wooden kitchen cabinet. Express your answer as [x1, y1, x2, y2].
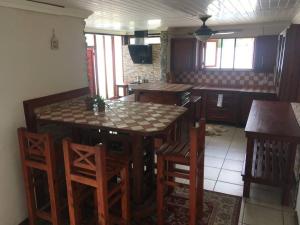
[193, 87, 277, 125]
[254, 35, 278, 73]
[205, 91, 239, 124]
[275, 24, 300, 102]
[171, 38, 202, 73]
[194, 89, 239, 124]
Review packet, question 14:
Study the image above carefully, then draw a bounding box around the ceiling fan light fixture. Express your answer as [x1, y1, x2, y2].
[193, 34, 211, 42]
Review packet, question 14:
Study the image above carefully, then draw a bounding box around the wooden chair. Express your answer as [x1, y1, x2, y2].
[156, 118, 206, 225]
[116, 84, 129, 98]
[63, 139, 130, 225]
[18, 128, 64, 225]
[191, 96, 202, 125]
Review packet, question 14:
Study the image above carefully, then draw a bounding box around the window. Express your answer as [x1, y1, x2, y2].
[204, 38, 254, 70]
[85, 34, 124, 99]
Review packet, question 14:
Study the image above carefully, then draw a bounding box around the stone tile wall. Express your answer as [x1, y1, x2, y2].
[175, 70, 275, 91]
[123, 44, 161, 83]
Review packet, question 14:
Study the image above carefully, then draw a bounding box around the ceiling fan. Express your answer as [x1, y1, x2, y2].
[192, 15, 240, 42]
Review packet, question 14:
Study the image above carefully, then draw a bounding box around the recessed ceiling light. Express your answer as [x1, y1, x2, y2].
[113, 22, 121, 30]
[147, 19, 161, 26]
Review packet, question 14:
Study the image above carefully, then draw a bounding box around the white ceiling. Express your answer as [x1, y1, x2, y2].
[21, 0, 300, 32]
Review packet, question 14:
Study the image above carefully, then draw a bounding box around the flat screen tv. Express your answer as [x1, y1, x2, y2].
[128, 45, 152, 64]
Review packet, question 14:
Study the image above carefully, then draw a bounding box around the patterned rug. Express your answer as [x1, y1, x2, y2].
[26, 190, 241, 225]
[206, 124, 228, 137]
[138, 190, 242, 225]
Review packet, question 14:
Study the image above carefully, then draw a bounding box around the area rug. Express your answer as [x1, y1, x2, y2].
[138, 190, 242, 225]
[25, 190, 241, 225]
[206, 124, 228, 137]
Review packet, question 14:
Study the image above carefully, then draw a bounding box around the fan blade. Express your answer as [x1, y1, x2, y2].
[213, 29, 242, 35]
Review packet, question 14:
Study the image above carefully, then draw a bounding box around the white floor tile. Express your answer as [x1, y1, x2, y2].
[204, 156, 224, 168]
[226, 150, 246, 161]
[208, 139, 231, 148]
[214, 181, 243, 196]
[243, 202, 283, 225]
[205, 146, 228, 158]
[246, 186, 282, 209]
[204, 179, 216, 191]
[229, 145, 246, 153]
[204, 166, 220, 180]
[218, 169, 244, 185]
[222, 159, 244, 172]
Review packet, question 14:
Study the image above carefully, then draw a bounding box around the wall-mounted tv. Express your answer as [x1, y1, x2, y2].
[128, 45, 152, 64]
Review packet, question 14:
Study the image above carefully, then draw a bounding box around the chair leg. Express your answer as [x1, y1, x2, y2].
[167, 161, 175, 194]
[23, 167, 37, 225]
[197, 157, 204, 219]
[157, 156, 165, 225]
[96, 187, 109, 225]
[47, 171, 60, 225]
[66, 182, 80, 225]
[189, 188, 197, 225]
[120, 167, 130, 224]
[189, 169, 197, 225]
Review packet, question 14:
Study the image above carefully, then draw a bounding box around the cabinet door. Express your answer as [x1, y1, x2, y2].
[171, 38, 201, 73]
[254, 35, 278, 73]
[206, 92, 239, 124]
[276, 25, 300, 101]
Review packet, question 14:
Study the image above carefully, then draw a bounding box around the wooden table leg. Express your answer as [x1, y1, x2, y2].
[243, 137, 254, 197]
[131, 134, 144, 204]
[283, 143, 297, 205]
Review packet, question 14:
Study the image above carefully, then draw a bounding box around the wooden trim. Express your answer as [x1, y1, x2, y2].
[23, 87, 89, 132]
[93, 34, 99, 95]
[103, 36, 109, 99]
[232, 38, 237, 68]
[219, 38, 224, 68]
[112, 36, 117, 98]
[204, 40, 218, 68]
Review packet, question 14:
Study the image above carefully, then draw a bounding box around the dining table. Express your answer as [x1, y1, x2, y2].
[34, 96, 188, 217]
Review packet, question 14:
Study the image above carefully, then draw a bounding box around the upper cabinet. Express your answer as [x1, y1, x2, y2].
[171, 38, 202, 73]
[254, 35, 278, 73]
[274, 24, 300, 102]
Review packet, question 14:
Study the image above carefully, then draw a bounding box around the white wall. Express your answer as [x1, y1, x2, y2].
[0, 6, 88, 225]
[293, 11, 300, 24]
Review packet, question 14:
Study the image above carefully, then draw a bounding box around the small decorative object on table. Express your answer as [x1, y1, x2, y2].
[85, 95, 106, 113]
[93, 95, 106, 112]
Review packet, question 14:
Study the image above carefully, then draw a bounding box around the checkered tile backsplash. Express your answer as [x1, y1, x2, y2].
[174, 70, 275, 91]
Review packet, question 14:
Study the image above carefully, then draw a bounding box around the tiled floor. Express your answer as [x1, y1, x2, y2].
[203, 125, 298, 225]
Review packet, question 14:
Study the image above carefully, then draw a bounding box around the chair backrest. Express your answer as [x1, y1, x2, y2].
[63, 139, 107, 183]
[189, 118, 206, 166]
[18, 127, 54, 165]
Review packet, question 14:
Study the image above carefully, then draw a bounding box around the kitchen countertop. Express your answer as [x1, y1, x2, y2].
[130, 82, 193, 93]
[193, 85, 276, 94]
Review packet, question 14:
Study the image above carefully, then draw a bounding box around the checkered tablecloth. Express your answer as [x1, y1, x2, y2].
[35, 97, 187, 134]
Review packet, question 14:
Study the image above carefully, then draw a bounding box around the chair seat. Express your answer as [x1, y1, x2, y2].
[157, 142, 190, 164]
